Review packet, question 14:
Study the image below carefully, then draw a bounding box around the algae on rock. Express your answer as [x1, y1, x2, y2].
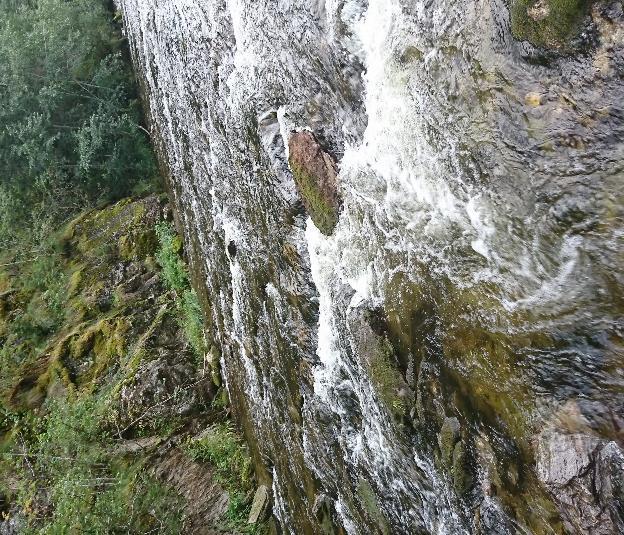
[288, 131, 342, 235]
[511, 0, 591, 49]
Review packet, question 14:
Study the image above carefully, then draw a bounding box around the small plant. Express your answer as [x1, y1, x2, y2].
[185, 422, 253, 492]
[155, 222, 188, 294]
[155, 222, 208, 365]
[179, 289, 207, 359]
[184, 423, 268, 533]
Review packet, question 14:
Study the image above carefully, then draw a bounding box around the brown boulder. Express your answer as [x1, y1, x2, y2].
[288, 131, 341, 235]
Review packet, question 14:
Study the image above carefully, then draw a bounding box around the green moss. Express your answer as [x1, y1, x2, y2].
[511, 0, 591, 49]
[118, 228, 158, 261]
[37, 359, 74, 399]
[93, 319, 129, 360]
[356, 479, 390, 535]
[368, 341, 408, 420]
[67, 268, 83, 297]
[290, 162, 339, 235]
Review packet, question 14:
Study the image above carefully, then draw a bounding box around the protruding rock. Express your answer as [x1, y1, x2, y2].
[439, 417, 461, 466]
[451, 440, 472, 495]
[288, 131, 341, 235]
[248, 485, 270, 524]
[536, 429, 624, 533]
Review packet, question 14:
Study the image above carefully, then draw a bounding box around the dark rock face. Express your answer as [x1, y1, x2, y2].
[119, 356, 205, 430]
[288, 131, 341, 236]
[150, 448, 230, 534]
[537, 430, 624, 533]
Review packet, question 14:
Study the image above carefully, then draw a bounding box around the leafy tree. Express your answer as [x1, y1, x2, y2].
[0, 0, 159, 248]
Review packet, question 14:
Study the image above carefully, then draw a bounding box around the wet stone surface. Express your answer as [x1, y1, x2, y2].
[118, 0, 624, 532]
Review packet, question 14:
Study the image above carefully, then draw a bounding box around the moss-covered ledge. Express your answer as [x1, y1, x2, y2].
[511, 0, 592, 50]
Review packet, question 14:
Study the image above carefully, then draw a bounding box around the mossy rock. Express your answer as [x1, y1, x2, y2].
[356, 479, 391, 535]
[511, 0, 592, 50]
[439, 417, 461, 467]
[368, 340, 410, 420]
[290, 162, 340, 234]
[68, 196, 165, 261]
[288, 131, 341, 235]
[451, 440, 472, 495]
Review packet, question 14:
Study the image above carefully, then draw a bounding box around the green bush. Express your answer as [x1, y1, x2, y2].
[155, 222, 188, 293]
[184, 423, 266, 532]
[184, 423, 252, 493]
[6, 397, 183, 534]
[0, 0, 160, 247]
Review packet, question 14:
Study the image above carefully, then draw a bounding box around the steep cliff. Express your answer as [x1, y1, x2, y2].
[117, 1, 624, 533]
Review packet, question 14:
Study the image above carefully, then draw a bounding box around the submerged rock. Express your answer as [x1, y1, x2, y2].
[288, 131, 341, 235]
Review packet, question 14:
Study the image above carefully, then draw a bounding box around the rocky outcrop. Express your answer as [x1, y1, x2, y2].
[288, 131, 341, 235]
[536, 402, 624, 534]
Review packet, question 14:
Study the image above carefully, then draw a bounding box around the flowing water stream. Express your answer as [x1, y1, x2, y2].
[117, 0, 624, 532]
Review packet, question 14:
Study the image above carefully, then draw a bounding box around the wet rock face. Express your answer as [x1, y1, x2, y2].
[118, 0, 624, 533]
[288, 131, 341, 236]
[537, 431, 624, 533]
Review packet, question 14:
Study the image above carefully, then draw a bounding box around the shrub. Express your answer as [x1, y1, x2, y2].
[184, 423, 253, 493]
[184, 423, 266, 533]
[5, 396, 183, 534]
[155, 222, 208, 363]
[155, 222, 188, 293]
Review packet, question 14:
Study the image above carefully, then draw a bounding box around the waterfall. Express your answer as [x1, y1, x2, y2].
[117, 0, 624, 532]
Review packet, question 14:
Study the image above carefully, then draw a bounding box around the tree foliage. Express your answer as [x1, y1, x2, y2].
[0, 0, 159, 247]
